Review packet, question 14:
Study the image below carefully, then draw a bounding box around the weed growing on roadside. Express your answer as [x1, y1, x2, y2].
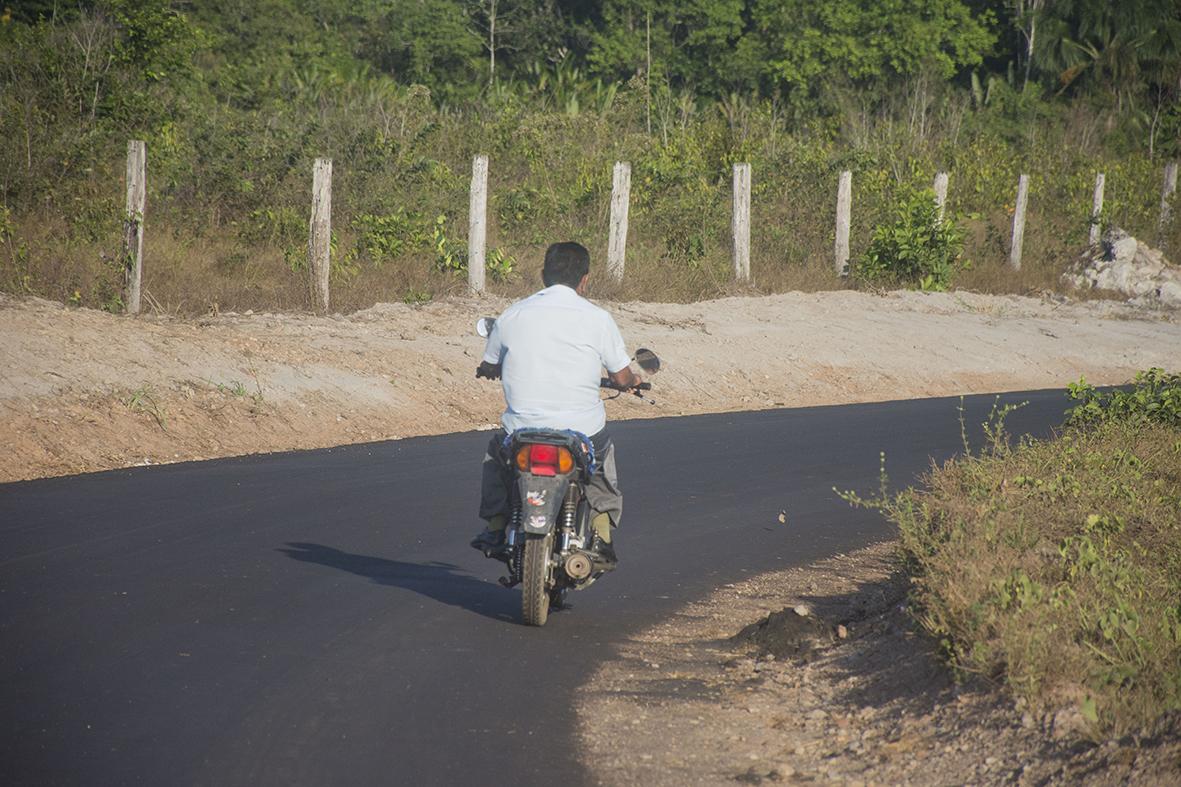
[216, 380, 248, 397]
[125, 388, 168, 431]
[1066, 368, 1181, 428]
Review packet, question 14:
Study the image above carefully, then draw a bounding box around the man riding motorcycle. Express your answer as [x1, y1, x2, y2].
[470, 241, 641, 565]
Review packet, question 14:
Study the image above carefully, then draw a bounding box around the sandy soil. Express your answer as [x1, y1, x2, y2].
[3, 289, 1180, 483]
[577, 542, 1181, 786]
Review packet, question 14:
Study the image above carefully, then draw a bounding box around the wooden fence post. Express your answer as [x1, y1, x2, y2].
[933, 171, 949, 222]
[1009, 174, 1029, 270]
[732, 163, 751, 282]
[468, 154, 489, 295]
[1161, 161, 1179, 233]
[607, 162, 631, 282]
[835, 170, 852, 276]
[1089, 172, 1106, 247]
[122, 140, 146, 315]
[309, 158, 332, 313]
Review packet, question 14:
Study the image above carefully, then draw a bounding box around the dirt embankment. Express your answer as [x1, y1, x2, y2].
[3, 289, 1180, 483]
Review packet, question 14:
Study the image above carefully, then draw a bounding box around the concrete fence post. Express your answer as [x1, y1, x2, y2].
[468, 154, 489, 295]
[933, 171, 949, 222]
[1009, 174, 1029, 270]
[1089, 172, 1106, 247]
[732, 163, 751, 282]
[1161, 161, 1179, 234]
[607, 162, 631, 282]
[835, 170, 852, 276]
[309, 158, 332, 312]
[122, 140, 146, 315]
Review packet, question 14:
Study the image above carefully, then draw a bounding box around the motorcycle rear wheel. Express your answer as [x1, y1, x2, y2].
[522, 532, 553, 626]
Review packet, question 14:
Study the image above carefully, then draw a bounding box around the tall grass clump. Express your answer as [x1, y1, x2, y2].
[870, 370, 1181, 738]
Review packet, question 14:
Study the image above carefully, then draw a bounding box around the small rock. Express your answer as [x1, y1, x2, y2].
[793, 604, 811, 617]
[1050, 707, 1088, 740]
[836, 624, 848, 639]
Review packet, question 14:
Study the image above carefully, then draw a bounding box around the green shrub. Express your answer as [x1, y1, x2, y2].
[1067, 368, 1181, 428]
[855, 187, 965, 291]
[353, 210, 427, 266]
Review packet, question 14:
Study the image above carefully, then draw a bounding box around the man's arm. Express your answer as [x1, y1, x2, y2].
[607, 366, 639, 390]
[600, 311, 639, 389]
[477, 315, 504, 379]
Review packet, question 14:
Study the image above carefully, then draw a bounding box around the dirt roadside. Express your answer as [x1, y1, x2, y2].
[577, 542, 1181, 786]
[3, 289, 1180, 483]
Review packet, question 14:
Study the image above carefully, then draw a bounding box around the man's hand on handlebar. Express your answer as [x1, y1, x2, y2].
[476, 361, 502, 380]
[601, 367, 651, 397]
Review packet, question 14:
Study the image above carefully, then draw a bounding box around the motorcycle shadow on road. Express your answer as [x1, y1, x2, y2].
[278, 542, 520, 623]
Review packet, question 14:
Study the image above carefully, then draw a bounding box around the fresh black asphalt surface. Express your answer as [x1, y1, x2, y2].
[2, 390, 1074, 785]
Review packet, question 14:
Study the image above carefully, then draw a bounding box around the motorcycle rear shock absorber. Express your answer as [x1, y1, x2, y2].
[499, 505, 525, 588]
[558, 486, 579, 551]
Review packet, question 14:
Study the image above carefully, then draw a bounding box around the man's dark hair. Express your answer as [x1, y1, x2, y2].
[542, 242, 590, 288]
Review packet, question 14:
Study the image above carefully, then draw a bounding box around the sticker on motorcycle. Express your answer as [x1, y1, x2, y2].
[529, 514, 548, 528]
[526, 490, 547, 507]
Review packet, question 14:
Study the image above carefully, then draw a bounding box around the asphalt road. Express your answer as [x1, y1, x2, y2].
[1, 390, 1074, 786]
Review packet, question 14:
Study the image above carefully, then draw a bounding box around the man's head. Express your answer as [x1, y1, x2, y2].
[542, 242, 590, 292]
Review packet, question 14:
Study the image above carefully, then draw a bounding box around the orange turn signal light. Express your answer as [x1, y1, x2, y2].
[557, 447, 574, 473]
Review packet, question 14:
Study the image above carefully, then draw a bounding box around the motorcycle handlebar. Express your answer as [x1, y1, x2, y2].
[600, 378, 652, 392]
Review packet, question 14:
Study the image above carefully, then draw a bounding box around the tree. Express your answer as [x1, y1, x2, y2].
[1035, 0, 1181, 116]
[359, 0, 482, 98]
[747, 0, 996, 103]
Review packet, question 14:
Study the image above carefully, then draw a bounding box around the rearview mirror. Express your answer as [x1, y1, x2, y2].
[476, 317, 496, 338]
[634, 348, 661, 374]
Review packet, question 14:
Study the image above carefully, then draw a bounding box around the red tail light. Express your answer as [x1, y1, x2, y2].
[514, 444, 575, 476]
[528, 444, 559, 476]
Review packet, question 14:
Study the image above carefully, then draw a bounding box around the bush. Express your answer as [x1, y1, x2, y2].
[1066, 368, 1181, 428]
[852, 372, 1181, 738]
[855, 187, 965, 291]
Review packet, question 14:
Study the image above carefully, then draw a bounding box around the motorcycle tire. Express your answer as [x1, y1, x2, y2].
[522, 532, 553, 626]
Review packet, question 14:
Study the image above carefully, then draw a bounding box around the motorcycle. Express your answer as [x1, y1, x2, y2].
[474, 317, 660, 626]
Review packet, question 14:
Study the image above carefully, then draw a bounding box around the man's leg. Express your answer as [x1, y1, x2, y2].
[583, 440, 622, 564]
[472, 430, 511, 551]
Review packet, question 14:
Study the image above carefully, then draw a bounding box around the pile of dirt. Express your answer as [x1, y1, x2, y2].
[1065, 230, 1181, 308]
[731, 606, 834, 661]
[576, 543, 1181, 785]
[4, 288, 1181, 483]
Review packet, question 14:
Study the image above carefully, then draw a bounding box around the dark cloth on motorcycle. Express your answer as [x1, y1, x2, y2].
[479, 427, 623, 528]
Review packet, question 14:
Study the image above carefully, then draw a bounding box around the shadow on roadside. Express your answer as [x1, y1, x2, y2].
[278, 541, 518, 623]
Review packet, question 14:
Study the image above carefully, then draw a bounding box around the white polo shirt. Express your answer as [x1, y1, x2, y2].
[482, 285, 631, 436]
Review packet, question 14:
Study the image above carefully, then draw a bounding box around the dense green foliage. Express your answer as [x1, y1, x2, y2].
[855, 187, 966, 291]
[1, 1, 1179, 311]
[1067, 369, 1181, 428]
[855, 373, 1181, 738]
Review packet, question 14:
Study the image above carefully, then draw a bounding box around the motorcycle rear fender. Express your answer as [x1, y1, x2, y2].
[515, 474, 571, 534]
